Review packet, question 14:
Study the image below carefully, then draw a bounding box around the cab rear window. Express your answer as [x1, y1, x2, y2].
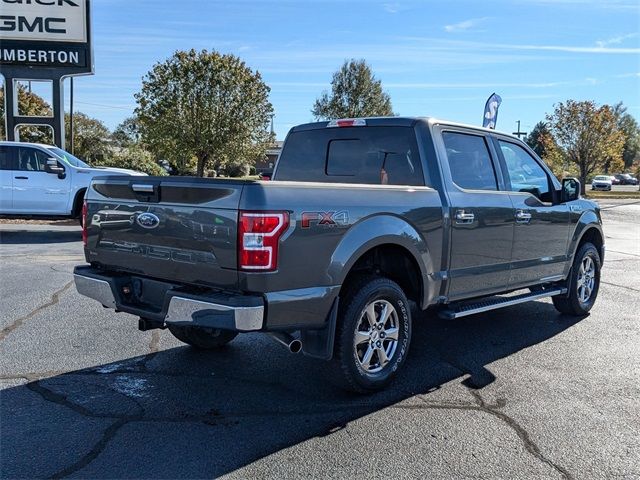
[275, 127, 425, 186]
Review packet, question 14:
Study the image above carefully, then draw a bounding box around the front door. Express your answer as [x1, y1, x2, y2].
[495, 139, 570, 287]
[439, 130, 515, 301]
[12, 146, 71, 215]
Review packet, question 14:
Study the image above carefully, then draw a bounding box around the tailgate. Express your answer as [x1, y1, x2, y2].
[84, 176, 249, 290]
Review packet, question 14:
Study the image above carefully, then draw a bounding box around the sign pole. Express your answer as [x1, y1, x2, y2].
[70, 77, 74, 154]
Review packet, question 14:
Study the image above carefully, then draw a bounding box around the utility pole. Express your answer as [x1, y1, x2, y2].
[512, 120, 527, 139]
[70, 77, 74, 154]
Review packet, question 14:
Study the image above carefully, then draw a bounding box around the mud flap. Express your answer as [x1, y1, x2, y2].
[300, 297, 339, 361]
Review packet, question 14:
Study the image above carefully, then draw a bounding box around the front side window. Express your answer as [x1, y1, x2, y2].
[499, 141, 551, 202]
[442, 132, 498, 191]
[17, 147, 49, 172]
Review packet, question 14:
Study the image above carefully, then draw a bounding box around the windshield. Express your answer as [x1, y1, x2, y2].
[595, 176, 609, 181]
[46, 147, 92, 168]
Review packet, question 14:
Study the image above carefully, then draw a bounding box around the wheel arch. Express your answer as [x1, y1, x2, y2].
[570, 211, 604, 264]
[329, 215, 437, 309]
[71, 188, 87, 217]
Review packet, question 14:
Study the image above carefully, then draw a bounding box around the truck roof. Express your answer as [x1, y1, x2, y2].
[0, 141, 57, 148]
[290, 116, 516, 138]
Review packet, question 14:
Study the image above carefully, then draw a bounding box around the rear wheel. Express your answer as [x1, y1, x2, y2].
[332, 276, 412, 393]
[168, 325, 238, 349]
[553, 242, 601, 316]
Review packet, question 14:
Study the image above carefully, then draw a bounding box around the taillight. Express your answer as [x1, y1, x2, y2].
[81, 200, 88, 247]
[238, 211, 289, 271]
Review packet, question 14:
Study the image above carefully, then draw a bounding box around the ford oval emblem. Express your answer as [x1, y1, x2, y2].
[136, 212, 160, 229]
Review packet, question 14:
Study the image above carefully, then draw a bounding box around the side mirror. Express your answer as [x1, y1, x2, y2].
[561, 177, 580, 203]
[45, 157, 66, 178]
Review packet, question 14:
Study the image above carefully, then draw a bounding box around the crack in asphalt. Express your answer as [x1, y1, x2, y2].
[467, 390, 573, 480]
[0, 281, 73, 342]
[602, 281, 640, 293]
[23, 370, 573, 480]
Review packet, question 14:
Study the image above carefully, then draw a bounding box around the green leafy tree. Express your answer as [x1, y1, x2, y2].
[64, 112, 113, 163]
[0, 84, 53, 143]
[526, 121, 552, 158]
[312, 59, 394, 120]
[612, 102, 640, 169]
[545, 100, 625, 194]
[112, 116, 141, 147]
[94, 144, 167, 176]
[135, 49, 273, 177]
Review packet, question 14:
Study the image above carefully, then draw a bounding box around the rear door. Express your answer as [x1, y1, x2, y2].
[0, 146, 15, 212]
[436, 128, 515, 301]
[85, 177, 245, 290]
[493, 138, 570, 287]
[12, 146, 71, 214]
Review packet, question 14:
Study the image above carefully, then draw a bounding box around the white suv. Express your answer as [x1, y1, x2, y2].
[0, 141, 145, 220]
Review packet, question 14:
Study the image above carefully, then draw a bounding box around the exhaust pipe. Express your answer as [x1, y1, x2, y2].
[268, 332, 302, 354]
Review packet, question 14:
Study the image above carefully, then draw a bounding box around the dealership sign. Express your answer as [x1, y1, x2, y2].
[0, 0, 93, 73]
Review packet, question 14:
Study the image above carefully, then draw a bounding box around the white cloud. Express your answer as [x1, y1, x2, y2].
[595, 32, 639, 48]
[383, 2, 400, 13]
[444, 17, 489, 33]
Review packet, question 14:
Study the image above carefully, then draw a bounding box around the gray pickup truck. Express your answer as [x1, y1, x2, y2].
[74, 117, 604, 393]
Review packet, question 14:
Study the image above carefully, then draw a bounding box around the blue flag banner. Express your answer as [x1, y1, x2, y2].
[482, 93, 502, 129]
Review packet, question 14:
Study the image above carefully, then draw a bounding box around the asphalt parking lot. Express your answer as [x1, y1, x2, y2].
[1, 200, 639, 479]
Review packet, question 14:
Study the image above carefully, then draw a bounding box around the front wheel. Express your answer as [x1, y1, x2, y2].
[553, 242, 601, 316]
[168, 325, 238, 349]
[331, 276, 412, 393]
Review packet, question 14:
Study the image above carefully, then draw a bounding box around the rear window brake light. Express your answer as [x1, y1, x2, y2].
[327, 118, 366, 128]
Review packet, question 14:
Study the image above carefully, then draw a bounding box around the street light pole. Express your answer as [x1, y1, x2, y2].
[512, 120, 527, 139]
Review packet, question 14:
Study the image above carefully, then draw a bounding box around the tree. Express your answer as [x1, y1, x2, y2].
[64, 112, 113, 163]
[112, 116, 141, 147]
[312, 59, 394, 120]
[0, 84, 53, 143]
[526, 121, 551, 157]
[94, 144, 167, 176]
[135, 49, 273, 177]
[612, 102, 640, 169]
[545, 100, 625, 194]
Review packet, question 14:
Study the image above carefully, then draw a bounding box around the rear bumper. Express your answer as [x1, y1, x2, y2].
[74, 266, 263, 331]
[73, 266, 339, 332]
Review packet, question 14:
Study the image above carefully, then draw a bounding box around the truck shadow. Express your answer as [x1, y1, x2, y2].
[1, 302, 586, 478]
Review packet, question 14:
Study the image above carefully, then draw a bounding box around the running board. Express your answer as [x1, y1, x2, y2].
[438, 287, 567, 320]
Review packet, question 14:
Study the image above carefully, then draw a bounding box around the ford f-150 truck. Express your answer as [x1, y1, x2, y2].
[74, 117, 604, 393]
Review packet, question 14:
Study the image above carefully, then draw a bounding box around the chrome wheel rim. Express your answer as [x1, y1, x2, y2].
[354, 299, 399, 373]
[577, 256, 596, 304]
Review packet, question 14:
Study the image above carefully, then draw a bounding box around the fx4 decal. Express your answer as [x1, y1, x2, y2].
[301, 211, 350, 229]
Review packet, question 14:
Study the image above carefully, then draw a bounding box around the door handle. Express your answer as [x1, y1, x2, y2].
[515, 210, 532, 223]
[455, 210, 475, 224]
[14, 176, 28, 180]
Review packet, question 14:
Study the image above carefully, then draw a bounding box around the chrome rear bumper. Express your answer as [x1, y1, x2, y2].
[73, 270, 264, 332]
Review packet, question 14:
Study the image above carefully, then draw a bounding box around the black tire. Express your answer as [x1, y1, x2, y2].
[553, 242, 601, 316]
[331, 276, 412, 394]
[168, 325, 238, 349]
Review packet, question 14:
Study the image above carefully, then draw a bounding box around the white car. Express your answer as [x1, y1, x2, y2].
[0, 141, 145, 220]
[591, 175, 612, 191]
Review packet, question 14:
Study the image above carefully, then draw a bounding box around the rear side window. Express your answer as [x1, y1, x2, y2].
[442, 132, 497, 191]
[275, 126, 425, 186]
[0, 146, 15, 170]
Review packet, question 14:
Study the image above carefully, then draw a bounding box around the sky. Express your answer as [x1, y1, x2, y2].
[58, 0, 640, 139]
